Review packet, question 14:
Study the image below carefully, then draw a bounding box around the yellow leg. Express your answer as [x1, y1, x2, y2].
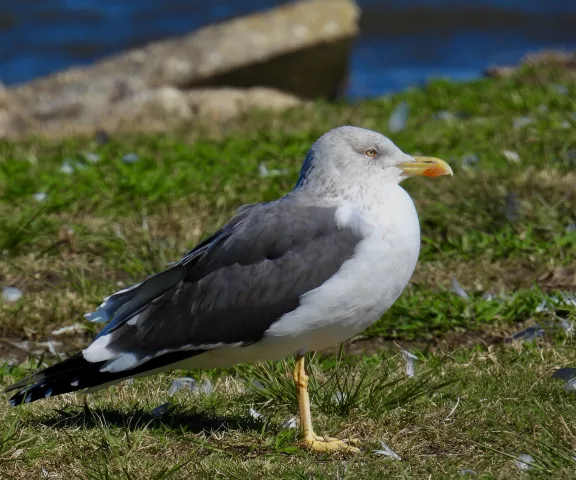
[292, 355, 360, 454]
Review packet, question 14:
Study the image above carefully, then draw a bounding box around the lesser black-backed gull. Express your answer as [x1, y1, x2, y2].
[5, 126, 452, 453]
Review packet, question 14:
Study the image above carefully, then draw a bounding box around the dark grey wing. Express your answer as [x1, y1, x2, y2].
[176, 201, 265, 267]
[87, 199, 362, 371]
[85, 202, 264, 330]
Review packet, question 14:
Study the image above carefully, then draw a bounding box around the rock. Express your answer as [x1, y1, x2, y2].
[3, 85, 302, 138]
[485, 50, 576, 78]
[0, 109, 11, 138]
[0, 82, 33, 138]
[2, 0, 355, 139]
[111, 86, 194, 128]
[148, 0, 359, 98]
[0, 82, 9, 109]
[524, 50, 576, 69]
[98, 86, 300, 134]
[484, 65, 517, 79]
[187, 87, 302, 122]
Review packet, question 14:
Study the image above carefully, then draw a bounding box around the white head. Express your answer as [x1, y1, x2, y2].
[295, 126, 452, 194]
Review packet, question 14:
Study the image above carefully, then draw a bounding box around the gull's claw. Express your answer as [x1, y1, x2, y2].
[303, 433, 360, 453]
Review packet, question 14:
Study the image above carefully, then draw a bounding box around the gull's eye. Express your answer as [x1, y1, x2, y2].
[364, 148, 377, 158]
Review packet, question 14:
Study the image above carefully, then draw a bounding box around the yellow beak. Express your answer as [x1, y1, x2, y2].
[397, 156, 453, 178]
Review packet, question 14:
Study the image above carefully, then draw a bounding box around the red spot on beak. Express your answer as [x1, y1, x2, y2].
[423, 167, 443, 177]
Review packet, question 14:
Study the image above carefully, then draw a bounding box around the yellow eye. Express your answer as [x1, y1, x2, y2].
[364, 148, 377, 158]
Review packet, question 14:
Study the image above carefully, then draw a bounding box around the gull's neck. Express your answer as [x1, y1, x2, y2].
[293, 169, 404, 209]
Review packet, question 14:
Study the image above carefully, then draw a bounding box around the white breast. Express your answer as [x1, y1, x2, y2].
[263, 184, 421, 353]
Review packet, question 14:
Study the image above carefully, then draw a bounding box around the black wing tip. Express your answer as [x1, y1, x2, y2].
[7, 382, 55, 407]
[3, 353, 90, 407]
[4, 345, 209, 407]
[4, 376, 39, 406]
[4, 375, 41, 394]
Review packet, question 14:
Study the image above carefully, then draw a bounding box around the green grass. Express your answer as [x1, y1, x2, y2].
[2, 343, 576, 478]
[0, 62, 576, 478]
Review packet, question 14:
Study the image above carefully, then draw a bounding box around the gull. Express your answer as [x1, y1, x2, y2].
[4, 126, 452, 453]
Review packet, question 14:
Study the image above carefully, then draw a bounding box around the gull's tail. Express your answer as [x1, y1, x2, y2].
[4, 353, 128, 406]
[5, 348, 202, 406]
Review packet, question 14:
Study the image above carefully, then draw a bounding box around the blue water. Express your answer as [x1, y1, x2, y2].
[352, 32, 575, 97]
[1, 0, 575, 97]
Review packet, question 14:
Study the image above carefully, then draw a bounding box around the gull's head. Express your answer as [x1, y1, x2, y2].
[295, 126, 452, 190]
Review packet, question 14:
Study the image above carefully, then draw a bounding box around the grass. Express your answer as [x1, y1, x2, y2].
[2, 343, 576, 478]
[0, 61, 575, 477]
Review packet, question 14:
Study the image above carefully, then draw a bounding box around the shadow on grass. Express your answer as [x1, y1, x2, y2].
[34, 402, 264, 435]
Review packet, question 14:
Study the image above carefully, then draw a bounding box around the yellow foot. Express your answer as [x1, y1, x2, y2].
[303, 434, 360, 454]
